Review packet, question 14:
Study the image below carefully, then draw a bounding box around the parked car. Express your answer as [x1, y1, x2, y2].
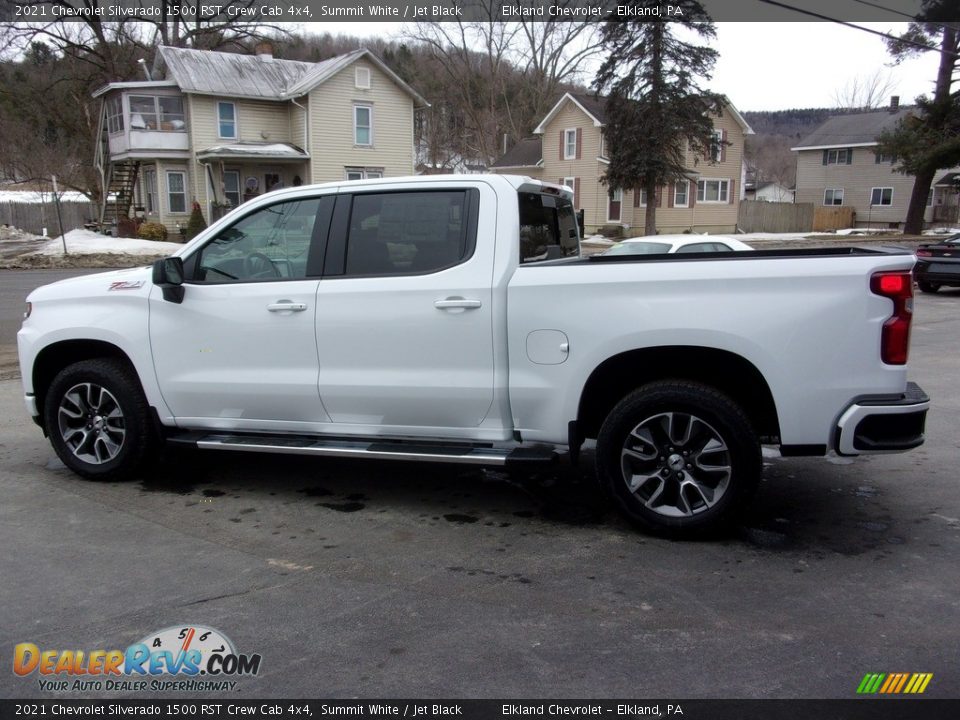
[601, 235, 753, 256]
[915, 234, 960, 293]
[18, 175, 928, 537]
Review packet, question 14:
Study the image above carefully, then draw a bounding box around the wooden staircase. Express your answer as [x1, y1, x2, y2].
[102, 161, 140, 227]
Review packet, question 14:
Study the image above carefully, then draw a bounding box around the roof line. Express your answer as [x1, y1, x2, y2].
[791, 141, 879, 151]
[534, 92, 604, 134]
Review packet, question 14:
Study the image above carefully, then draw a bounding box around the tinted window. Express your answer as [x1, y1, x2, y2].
[345, 191, 469, 276]
[518, 192, 580, 263]
[195, 198, 320, 282]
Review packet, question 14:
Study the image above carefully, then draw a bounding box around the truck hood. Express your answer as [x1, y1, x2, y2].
[26, 266, 153, 303]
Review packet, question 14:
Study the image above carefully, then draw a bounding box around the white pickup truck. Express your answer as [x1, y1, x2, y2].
[18, 175, 929, 535]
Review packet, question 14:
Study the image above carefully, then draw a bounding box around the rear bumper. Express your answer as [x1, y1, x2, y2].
[834, 382, 929, 456]
[915, 261, 960, 285]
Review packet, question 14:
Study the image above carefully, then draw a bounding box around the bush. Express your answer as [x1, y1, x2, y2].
[137, 222, 168, 242]
[185, 201, 207, 241]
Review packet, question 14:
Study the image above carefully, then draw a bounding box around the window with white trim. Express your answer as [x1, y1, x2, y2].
[345, 167, 384, 181]
[223, 170, 240, 207]
[824, 188, 844, 206]
[674, 180, 689, 207]
[106, 96, 124, 134]
[354, 105, 372, 146]
[696, 179, 729, 203]
[709, 128, 723, 162]
[166, 171, 187, 213]
[870, 187, 893, 206]
[355, 67, 371, 89]
[217, 102, 236, 139]
[143, 168, 157, 213]
[564, 129, 577, 159]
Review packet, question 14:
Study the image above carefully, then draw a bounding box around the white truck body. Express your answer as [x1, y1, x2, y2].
[17, 175, 929, 534]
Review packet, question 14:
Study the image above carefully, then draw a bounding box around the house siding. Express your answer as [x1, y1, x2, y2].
[795, 148, 929, 227]
[538, 100, 607, 230]
[536, 99, 746, 235]
[307, 59, 415, 182]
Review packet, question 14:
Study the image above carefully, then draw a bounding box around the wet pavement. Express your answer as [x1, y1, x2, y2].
[0, 289, 958, 699]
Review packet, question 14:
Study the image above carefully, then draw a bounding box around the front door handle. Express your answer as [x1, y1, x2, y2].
[267, 301, 308, 312]
[434, 298, 482, 310]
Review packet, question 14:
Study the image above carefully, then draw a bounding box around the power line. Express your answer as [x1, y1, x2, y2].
[756, 0, 957, 58]
[848, 0, 956, 35]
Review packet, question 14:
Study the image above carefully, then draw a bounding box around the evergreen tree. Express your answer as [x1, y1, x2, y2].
[876, 2, 959, 235]
[594, 1, 723, 235]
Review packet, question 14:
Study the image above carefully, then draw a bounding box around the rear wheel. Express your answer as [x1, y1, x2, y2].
[596, 381, 761, 537]
[43, 358, 156, 481]
[918, 281, 940, 293]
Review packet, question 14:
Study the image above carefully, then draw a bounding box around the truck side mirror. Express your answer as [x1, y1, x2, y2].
[152, 257, 185, 304]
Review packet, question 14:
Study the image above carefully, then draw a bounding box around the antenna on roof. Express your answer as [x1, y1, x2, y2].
[137, 59, 152, 81]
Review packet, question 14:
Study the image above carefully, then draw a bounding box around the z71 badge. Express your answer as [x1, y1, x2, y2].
[108, 281, 144, 291]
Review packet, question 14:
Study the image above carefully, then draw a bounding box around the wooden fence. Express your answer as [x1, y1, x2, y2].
[737, 200, 814, 233]
[813, 206, 856, 232]
[0, 200, 97, 236]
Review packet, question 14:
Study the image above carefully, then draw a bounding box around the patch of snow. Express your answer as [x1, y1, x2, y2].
[205, 143, 304, 157]
[833, 227, 892, 236]
[34, 229, 181, 256]
[0, 190, 92, 203]
[923, 227, 960, 235]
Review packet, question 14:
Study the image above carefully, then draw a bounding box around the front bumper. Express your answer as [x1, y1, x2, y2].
[834, 382, 929, 456]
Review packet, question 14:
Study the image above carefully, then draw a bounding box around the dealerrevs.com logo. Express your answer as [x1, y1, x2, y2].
[13, 625, 262, 692]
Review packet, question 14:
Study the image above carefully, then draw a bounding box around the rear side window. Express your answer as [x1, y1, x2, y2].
[344, 191, 470, 276]
[518, 192, 580, 263]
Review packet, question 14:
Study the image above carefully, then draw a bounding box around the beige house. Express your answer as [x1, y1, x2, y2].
[93, 45, 427, 236]
[490, 92, 753, 235]
[792, 104, 957, 229]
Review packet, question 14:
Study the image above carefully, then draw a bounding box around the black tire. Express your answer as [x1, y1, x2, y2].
[43, 358, 156, 481]
[918, 281, 940, 294]
[596, 381, 761, 537]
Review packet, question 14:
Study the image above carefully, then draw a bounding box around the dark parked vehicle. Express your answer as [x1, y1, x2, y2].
[916, 234, 960, 293]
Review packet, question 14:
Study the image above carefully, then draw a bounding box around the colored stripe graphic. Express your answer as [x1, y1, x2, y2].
[857, 673, 932, 694]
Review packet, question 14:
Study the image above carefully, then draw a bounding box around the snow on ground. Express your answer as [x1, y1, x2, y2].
[0, 190, 92, 203]
[35, 229, 181, 256]
[923, 227, 960, 236]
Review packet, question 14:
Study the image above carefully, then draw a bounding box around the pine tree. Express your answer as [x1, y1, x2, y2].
[594, 1, 723, 236]
[876, 2, 959, 235]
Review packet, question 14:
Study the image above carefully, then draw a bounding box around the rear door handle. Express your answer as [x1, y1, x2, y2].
[267, 301, 308, 312]
[434, 298, 482, 310]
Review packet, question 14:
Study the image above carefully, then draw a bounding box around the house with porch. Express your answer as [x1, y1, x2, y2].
[92, 44, 427, 236]
[490, 92, 753, 235]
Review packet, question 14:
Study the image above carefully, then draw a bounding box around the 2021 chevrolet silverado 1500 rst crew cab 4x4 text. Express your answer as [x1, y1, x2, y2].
[18, 175, 930, 535]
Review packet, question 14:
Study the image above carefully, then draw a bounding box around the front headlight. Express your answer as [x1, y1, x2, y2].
[23, 302, 31, 319]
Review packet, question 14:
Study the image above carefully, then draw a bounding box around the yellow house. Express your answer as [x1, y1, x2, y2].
[93, 45, 427, 236]
[491, 92, 753, 235]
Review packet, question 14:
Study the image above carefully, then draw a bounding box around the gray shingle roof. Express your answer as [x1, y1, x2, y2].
[793, 108, 913, 149]
[156, 46, 428, 106]
[570, 93, 607, 124]
[490, 137, 542, 168]
[158, 46, 314, 100]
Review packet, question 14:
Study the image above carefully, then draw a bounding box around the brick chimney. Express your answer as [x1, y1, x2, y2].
[890, 95, 900, 112]
[254, 42, 273, 61]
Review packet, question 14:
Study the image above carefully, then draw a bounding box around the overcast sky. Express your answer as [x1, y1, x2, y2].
[305, 21, 942, 112]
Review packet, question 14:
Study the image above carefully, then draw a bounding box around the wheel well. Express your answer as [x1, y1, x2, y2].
[577, 347, 781, 442]
[32, 340, 135, 419]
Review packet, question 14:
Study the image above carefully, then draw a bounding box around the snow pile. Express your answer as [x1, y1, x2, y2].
[0, 225, 39, 242]
[923, 227, 960, 236]
[35, 229, 181, 256]
[0, 190, 92, 203]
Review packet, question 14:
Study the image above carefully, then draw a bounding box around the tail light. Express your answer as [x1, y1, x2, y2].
[870, 271, 913, 365]
[916, 249, 932, 257]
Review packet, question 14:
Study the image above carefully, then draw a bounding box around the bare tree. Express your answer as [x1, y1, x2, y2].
[832, 70, 898, 110]
[403, 6, 603, 167]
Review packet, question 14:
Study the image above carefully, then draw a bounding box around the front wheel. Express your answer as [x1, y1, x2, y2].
[43, 358, 156, 481]
[596, 381, 761, 537]
[917, 281, 940, 294]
